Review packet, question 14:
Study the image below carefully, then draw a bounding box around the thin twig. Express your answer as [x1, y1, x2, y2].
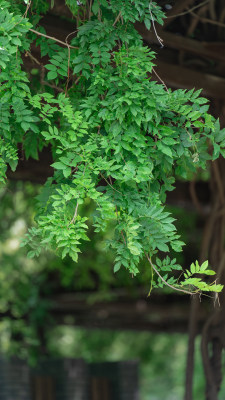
[113, 11, 122, 26]
[25, 51, 41, 65]
[65, 32, 75, 95]
[10, 0, 31, 32]
[24, 0, 31, 18]
[70, 165, 88, 225]
[29, 28, 79, 49]
[65, 46, 70, 95]
[145, 252, 194, 295]
[65, 30, 78, 42]
[42, 81, 64, 93]
[120, 153, 128, 166]
[70, 200, 79, 225]
[152, 67, 169, 92]
[89, 0, 93, 20]
[111, 179, 126, 246]
[167, 0, 210, 19]
[99, 172, 122, 195]
[148, 1, 164, 48]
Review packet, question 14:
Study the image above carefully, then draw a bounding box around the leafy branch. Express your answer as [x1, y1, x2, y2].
[0, 0, 224, 295]
[29, 28, 79, 49]
[145, 253, 194, 295]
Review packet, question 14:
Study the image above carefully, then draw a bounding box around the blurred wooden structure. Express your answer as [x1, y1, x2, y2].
[0, 357, 139, 400]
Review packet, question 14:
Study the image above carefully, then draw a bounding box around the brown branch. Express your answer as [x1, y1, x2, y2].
[110, 177, 126, 246]
[65, 49, 70, 94]
[184, 210, 214, 400]
[209, 0, 216, 21]
[149, 1, 163, 47]
[99, 172, 122, 195]
[10, 0, 31, 31]
[163, 0, 196, 28]
[152, 67, 169, 93]
[215, 206, 225, 218]
[167, 0, 209, 19]
[113, 195, 126, 246]
[64, 30, 79, 94]
[215, 251, 225, 284]
[24, 0, 31, 18]
[42, 81, 64, 93]
[113, 11, 122, 26]
[201, 312, 219, 399]
[70, 200, 79, 225]
[137, 25, 225, 63]
[212, 161, 225, 205]
[190, 11, 225, 28]
[89, 0, 93, 20]
[29, 28, 79, 49]
[189, 180, 205, 216]
[153, 60, 225, 99]
[145, 253, 193, 295]
[25, 51, 41, 65]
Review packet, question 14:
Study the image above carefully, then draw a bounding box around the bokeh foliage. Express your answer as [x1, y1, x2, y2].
[0, 180, 200, 361]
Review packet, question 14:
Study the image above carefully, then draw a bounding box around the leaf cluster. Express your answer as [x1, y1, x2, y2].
[0, 0, 224, 294]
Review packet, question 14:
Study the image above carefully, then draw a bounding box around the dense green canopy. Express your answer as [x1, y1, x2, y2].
[0, 0, 224, 295]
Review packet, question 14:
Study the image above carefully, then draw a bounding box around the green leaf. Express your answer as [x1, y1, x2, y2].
[63, 167, 71, 178]
[114, 262, 121, 273]
[190, 262, 195, 274]
[202, 270, 216, 276]
[8, 159, 18, 172]
[144, 18, 151, 30]
[27, 251, 35, 258]
[200, 260, 208, 271]
[12, 37, 21, 46]
[47, 71, 57, 80]
[45, 64, 57, 71]
[92, 2, 100, 15]
[51, 162, 67, 170]
[209, 285, 223, 292]
[157, 243, 169, 252]
[157, 142, 173, 158]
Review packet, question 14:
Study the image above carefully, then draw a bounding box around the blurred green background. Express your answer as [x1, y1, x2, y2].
[1, 180, 224, 399]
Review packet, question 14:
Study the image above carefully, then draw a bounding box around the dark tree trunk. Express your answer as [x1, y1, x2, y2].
[201, 156, 225, 400]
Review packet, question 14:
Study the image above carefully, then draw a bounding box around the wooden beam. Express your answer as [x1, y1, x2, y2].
[50, 292, 209, 334]
[154, 60, 225, 99]
[135, 23, 225, 63]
